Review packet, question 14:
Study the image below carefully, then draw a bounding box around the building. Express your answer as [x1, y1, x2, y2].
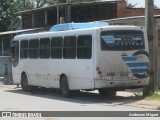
[17, 0, 160, 30]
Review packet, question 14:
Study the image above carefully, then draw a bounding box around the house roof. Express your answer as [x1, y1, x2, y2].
[16, 1, 122, 14]
[0, 28, 42, 36]
[106, 15, 160, 22]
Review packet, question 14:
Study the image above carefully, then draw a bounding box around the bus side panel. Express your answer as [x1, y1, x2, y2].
[12, 70, 21, 85]
[26, 59, 60, 88]
[58, 59, 94, 90]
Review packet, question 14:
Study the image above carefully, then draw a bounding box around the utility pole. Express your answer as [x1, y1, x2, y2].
[144, 0, 156, 95]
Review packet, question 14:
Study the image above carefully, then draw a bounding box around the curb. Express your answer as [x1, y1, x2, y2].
[125, 103, 160, 110]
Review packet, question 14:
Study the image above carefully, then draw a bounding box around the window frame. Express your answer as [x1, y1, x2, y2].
[20, 40, 29, 59]
[77, 35, 92, 59]
[29, 39, 39, 59]
[63, 36, 76, 59]
[51, 37, 63, 59]
[39, 38, 51, 59]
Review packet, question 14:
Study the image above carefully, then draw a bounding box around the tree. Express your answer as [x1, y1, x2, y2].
[154, 5, 159, 9]
[24, 0, 53, 9]
[0, 0, 19, 32]
[0, 0, 100, 32]
[67, 0, 98, 3]
[127, 3, 138, 8]
[23, 0, 99, 9]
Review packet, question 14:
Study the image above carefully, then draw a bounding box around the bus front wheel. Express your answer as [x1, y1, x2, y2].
[21, 73, 31, 91]
[60, 76, 72, 97]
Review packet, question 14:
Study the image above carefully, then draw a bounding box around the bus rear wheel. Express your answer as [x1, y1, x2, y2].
[98, 89, 116, 97]
[60, 76, 72, 97]
[21, 73, 31, 91]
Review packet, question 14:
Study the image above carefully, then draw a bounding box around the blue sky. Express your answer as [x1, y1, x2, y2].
[127, 0, 160, 8]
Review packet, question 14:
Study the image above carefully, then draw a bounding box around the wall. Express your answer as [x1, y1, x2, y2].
[117, 1, 126, 18]
[0, 56, 13, 84]
[0, 56, 12, 76]
[126, 8, 160, 17]
[126, 8, 145, 17]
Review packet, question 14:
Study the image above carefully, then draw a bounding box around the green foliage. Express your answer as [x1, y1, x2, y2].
[24, 0, 99, 9]
[144, 90, 160, 100]
[67, 0, 98, 3]
[0, 0, 100, 32]
[0, 0, 19, 32]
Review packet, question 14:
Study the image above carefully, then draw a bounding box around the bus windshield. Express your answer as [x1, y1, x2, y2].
[11, 41, 19, 59]
[101, 30, 145, 51]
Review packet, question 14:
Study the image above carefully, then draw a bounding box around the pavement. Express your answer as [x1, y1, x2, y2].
[0, 84, 160, 110]
[117, 91, 160, 110]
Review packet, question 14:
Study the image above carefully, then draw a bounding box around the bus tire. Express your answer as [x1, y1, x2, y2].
[60, 76, 72, 98]
[21, 73, 31, 91]
[98, 89, 116, 97]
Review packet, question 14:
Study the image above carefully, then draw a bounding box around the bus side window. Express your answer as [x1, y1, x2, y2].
[39, 38, 50, 59]
[63, 36, 76, 59]
[77, 35, 92, 59]
[29, 39, 39, 59]
[20, 40, 28, 59]
[51, 37, 63, 59]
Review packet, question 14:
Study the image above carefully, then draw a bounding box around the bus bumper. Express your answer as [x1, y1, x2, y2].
[94, 78, 149, 89]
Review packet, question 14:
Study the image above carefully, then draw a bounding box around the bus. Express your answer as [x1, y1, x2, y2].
[12, 23, 149, 97]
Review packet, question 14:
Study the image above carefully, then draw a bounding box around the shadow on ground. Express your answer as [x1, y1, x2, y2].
[4, 86, 144, 107]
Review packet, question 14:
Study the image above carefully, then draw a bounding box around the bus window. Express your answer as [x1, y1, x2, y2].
[51, 37, 63, 59]
[29, 39, 39, 59]
[63, 36, 76, 59]
[20, 40, 28, 59]
[77, 35, 92, 59]
[101, 30, 145, 51]
[39, 38, 50, 58]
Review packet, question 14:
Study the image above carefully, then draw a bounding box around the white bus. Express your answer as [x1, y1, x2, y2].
[12, 23, 149, 97]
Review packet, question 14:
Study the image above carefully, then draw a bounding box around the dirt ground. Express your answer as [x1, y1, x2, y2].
[117, 91, 160, 110]
[0, 84, 160, 110]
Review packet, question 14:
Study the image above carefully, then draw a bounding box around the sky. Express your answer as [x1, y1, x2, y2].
[127, 0, 160, 8]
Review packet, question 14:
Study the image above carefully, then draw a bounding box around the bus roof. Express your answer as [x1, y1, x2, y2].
[13, 25, 144, 41]
[49, 22, 109, 32]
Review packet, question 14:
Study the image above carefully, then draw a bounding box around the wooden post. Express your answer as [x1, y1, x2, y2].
[66, 6, 71, 23]
[2, 39, 4, 56]
[45, 10, 48, 26]
[57, 3, 59, 24]
[32, 13, 35, 28]
[144, 0, 156, 95]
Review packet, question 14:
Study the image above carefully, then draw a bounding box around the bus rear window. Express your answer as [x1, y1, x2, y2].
[101, 30, 145, 51]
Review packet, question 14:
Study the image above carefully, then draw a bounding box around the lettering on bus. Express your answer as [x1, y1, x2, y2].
[101, 30, 145, 51]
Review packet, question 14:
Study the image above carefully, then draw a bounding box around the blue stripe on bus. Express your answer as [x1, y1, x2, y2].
[127, 62, 149, 67]
[122, 56, 137, 61]
[131, 69, 147, 74]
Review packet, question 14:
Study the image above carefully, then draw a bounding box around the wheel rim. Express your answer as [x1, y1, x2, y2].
[21, 74, 28, 90]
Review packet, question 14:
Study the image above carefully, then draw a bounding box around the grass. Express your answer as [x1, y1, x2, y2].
[144, 91, 160, 100]
[129, 90, 160, 100]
